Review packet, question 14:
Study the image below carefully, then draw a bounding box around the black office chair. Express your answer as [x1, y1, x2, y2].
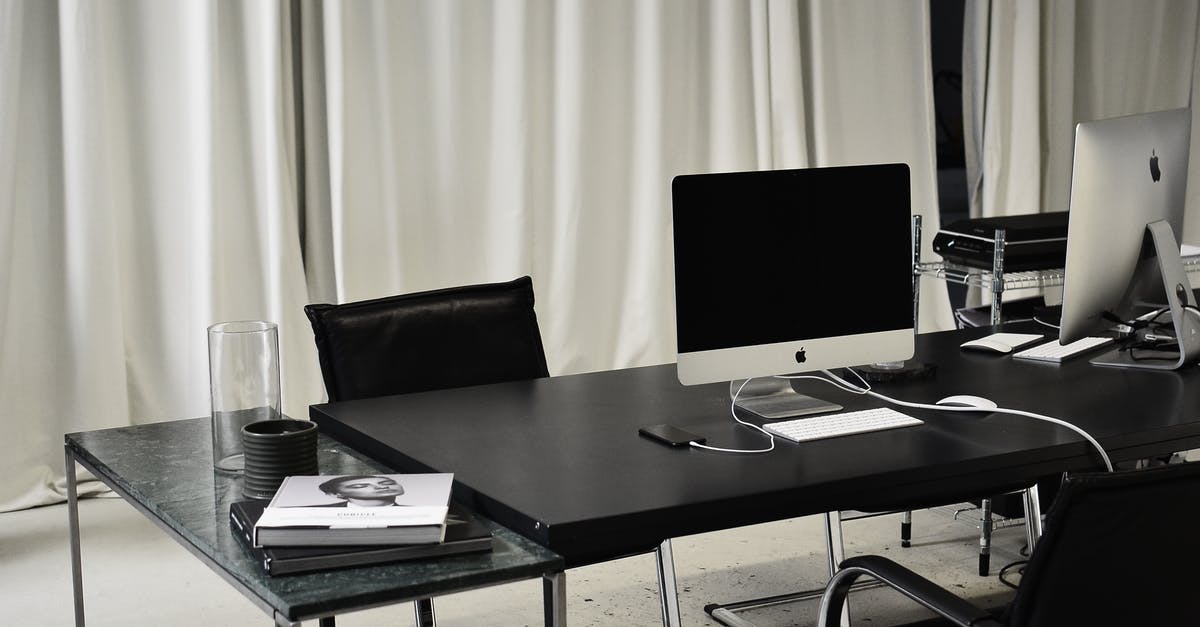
[305, 275, 549, 403]
[304, 275, 549, 627]
[818, 461, 1200, 627]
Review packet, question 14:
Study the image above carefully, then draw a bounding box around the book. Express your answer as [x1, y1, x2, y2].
[252, 473, 454, 546]
[230, 499, 493, 576]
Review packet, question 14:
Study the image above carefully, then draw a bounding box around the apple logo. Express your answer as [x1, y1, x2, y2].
[1150, 149, 1161, 182]
[794, 348, 807, 363]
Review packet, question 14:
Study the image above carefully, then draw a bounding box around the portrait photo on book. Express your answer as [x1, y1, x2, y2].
[269, 473, 455, 508]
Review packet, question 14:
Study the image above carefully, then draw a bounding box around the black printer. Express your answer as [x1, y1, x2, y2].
[932, 211, 1069, 272]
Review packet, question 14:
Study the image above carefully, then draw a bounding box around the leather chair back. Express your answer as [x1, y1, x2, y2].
[305, 276, 549, 402]
[1006, 461, 1200, 626]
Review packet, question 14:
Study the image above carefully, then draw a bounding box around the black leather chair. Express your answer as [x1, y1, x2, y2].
[304, 275, 549, 627]
[818, 462, 1200, 626]
[305, 275, 549, 403]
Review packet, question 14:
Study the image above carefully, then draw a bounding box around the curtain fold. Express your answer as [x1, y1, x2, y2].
[0, 0, 322, 511]
[964, 0, 1199, 221]
[2, 0, 948, 511]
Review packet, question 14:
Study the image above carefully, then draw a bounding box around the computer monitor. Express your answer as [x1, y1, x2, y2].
[671, 164, 915, 414]
[1059, 108, 1200, 370]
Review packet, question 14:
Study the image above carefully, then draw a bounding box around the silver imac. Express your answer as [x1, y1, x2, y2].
[1059, 108, 1200, 369]
[671, 164, 915, 415]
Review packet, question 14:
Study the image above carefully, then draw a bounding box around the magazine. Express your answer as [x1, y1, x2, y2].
[252, 473, 454, 547]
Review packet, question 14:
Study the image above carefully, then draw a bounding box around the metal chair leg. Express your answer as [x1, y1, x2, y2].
[978, 497, 993, 576]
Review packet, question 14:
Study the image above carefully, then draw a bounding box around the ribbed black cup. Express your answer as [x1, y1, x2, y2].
[241, 419, 319, 499]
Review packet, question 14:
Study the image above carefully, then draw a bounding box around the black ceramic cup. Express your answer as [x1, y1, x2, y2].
[241, 419, 319, 499]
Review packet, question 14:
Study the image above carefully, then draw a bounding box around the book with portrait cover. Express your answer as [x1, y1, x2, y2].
[252, 473, 454, 547]
[230, 499, 493, 576]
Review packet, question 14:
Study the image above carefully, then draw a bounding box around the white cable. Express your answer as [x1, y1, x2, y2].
[689, 378, 776, 454]
[817, 369, 1114, 472]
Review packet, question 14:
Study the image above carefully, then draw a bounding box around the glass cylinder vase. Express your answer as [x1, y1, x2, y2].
[208, 320, 281, 472]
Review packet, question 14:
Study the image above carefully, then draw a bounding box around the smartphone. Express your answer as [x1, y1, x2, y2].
[638, 424, 706, 447]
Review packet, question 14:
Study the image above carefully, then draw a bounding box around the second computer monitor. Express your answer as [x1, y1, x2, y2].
[671, 164, 915, 386]
[1058, 108, 1198, 369]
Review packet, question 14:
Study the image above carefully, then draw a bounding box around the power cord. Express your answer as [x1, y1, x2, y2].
[687, 378, 776, 454]
[998, 559, 1027, 590]
[814, 369, 1115, 472]
[690, 367, 1116, 473]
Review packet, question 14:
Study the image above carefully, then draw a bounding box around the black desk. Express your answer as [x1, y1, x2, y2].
[310, 323, 1200, 618]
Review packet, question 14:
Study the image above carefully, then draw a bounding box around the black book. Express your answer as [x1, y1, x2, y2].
[230, 500, 494, 576]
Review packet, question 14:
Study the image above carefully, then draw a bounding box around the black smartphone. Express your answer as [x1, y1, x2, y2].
[638, 424, 706, 447]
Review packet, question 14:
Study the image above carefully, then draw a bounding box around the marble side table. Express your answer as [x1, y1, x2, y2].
[65, 417, 565, 626]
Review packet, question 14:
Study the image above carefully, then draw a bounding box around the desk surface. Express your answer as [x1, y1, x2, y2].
[310, 323, 1200, 568]
[66, 417, 562, 623]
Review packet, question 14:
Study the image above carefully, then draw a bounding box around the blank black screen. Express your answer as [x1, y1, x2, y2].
[672, 164, 914, 354]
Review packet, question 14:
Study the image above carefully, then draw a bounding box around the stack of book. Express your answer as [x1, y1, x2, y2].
[229, 473, 493, 576]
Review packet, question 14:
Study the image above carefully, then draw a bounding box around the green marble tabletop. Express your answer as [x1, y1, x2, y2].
[66, 417, 563, 622]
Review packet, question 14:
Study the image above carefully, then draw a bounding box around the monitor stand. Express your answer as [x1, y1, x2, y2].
[1090, 220, 1200, 371]
[730, 378, 842, 420]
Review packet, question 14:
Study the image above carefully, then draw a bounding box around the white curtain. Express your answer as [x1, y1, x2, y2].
[1, 0, 949, 512]
[303, 0, 952, 378]
[965, 0, 1200, 223]
[0, 0, 323, 511]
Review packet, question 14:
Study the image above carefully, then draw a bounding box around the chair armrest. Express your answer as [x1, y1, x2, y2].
[817, 555, 1003, 627]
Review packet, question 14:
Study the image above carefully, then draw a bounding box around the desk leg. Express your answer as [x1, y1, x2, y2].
[543, 571, 566, 627]
[1022, 485, 1043, 549]
[66, 446, 85, 627]
[656, 539, 682, 626]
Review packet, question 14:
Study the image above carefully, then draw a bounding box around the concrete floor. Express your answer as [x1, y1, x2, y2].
[1, 494, 1025, 626]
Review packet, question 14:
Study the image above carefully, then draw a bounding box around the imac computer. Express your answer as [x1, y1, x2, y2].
[1058, 108, 1200, 370]
[671, 164, 915, 416]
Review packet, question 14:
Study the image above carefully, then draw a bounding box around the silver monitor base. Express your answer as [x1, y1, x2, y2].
[1090, 221, 1200, 371]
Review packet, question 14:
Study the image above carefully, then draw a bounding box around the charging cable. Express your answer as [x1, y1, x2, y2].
[688, 378, 776, 454]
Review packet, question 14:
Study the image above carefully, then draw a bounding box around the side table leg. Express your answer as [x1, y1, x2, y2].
[66, 446, 85, 627]
[413, 598, 436, 627]
[543, 571, 566, 627]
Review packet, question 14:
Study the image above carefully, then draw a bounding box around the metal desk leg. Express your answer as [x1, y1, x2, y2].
[543, 571, 566, 627]
[656, 539, 682, 626]
[705, 511, 882, 626]
[66, 446, 85, 627]
[1022, 485, 1043, 549]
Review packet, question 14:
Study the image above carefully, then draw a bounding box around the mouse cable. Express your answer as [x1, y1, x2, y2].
[768, 367, 1113, 470]
[688, 378, 776, 454]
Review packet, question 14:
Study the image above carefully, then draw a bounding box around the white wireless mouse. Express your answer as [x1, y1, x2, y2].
[936, 395, 999, 410]
[959, 337, 1013, 354]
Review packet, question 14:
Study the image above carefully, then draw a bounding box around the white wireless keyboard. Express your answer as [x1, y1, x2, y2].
[763, 407, 923, 443]
[1013, 336, 1115, 363]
